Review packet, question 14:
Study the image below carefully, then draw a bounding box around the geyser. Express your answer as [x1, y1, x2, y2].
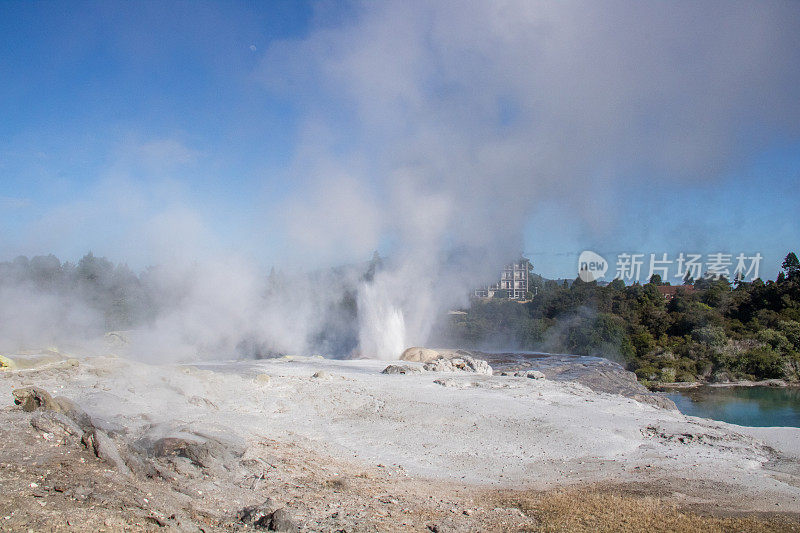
[357, 279, 407, 360]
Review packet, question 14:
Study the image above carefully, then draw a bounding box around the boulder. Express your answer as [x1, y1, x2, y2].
[423, 356, 493, 375]
[400, 347, 442, 363]
[435, 349, 478, 359]
[13, 386, 57, 412]
[82, 428, 132, 476]
[238, 499, 298, 531]
[151, 436, 227, 469]
[269, 508, 299, 532]
[12, 387, 93, 430]
[138, 424, 247, 472]
[238, 498, 278, 526]
[381, 364, 422, 375]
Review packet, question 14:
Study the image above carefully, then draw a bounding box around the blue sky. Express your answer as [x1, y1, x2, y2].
[1, 1, 798, 281]
[526, 142, 800, 280]
[1, 1, 311, 263]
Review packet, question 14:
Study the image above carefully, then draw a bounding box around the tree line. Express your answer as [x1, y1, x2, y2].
[0, 252, 153, 332]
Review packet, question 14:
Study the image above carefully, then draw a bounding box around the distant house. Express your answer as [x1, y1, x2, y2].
[656, 284, 697, 301]
[474, 259, 531, 300]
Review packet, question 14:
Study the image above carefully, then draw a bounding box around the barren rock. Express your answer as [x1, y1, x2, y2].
[381, 364, 422, 375]
[12, 387, 93, 430]
[238, 497, 278, 524]
[269, 508, 299, 532]
[13, 387, 58, 412]
[631, 394, 677, 410]
[400, 347, 442, 363]
[139, 425, 246, 473]
[423, 356, 492, 375]
[30, 411, 83, 439]
[0, 354, 16, 370]
[82, 428, 132, 476]
[239, 498, 299, 530]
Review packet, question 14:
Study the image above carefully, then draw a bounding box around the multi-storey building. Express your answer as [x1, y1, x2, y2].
[474, 260, 531, 300]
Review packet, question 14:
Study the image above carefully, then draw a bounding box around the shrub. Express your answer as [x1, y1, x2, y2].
[692, 325, 726, 347]
[659, 367, 677, 382]
[778, 320, 800, 351]
[756, 328, 792, 354]
[630, 330, 656, 358]
[635, 366, 659, 381]
[734, 346, 786, 379]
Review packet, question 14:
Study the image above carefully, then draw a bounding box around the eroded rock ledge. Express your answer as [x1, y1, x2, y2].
[396, 346, 676, 409]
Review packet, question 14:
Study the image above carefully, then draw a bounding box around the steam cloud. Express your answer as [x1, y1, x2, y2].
[2, 1, 799, 360]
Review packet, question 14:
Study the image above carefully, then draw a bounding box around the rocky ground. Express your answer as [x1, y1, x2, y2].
[0, 350, 799, 531]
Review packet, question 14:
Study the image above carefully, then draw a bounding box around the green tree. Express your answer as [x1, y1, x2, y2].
[782, 252, 800, 280]
[609, 278, 626, 291]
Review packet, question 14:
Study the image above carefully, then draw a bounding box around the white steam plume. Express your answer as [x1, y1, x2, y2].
[262, 0, 800, 358]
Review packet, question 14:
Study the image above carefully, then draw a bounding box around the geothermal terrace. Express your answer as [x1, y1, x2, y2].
[0, 348, 799, 531]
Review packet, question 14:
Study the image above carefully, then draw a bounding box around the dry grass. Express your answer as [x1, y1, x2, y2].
[494, 489, 799, 533]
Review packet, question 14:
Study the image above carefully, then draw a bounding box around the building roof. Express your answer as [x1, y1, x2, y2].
[656, 284, 697, 298]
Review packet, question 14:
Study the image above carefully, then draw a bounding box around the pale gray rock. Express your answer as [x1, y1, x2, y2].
[82, 428, 132, 476]
[381, 364, 422, 374]
[533, 357, 677, 410]
[269, 508, 299, 532]
[423, 356, 492, 375]
[13, 386, 59, 412]
[238, 497, 278, 524]
[30, 411, 83, 439]
[400, 347, 441, 363]
[13, 386, 94, 430]
[137, 424, 247, 473]
[238, 499, 298, 531]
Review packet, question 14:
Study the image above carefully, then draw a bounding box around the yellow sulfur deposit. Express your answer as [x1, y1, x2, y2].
[0, 354, 16, 370]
